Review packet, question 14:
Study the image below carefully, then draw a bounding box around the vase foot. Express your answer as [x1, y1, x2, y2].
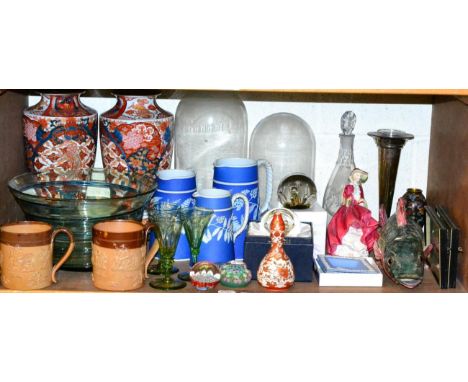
[149, 277, 187, 290]
[147, 264, 179, 275]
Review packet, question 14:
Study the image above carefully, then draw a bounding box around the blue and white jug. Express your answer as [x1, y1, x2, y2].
[195, 189, 250, 264]
[213, 157, 273, 259]
[152, 169, 196, 260]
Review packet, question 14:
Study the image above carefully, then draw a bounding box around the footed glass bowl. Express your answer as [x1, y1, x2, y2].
[8, 169, 157, 271]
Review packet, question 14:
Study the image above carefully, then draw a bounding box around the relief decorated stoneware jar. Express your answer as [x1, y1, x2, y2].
[257, 211, 295, 290]
[22, 92, 98, 175]
[100, 94, 174, 179]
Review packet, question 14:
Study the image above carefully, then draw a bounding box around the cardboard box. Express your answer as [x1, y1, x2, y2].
[315, 256, 383, 287]
[292, 202, 328, 258]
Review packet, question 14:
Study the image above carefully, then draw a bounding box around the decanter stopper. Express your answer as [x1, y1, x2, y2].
[341, 111, 356, 135]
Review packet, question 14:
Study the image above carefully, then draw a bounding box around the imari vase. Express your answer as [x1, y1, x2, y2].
[22, 92, 98, 175]
[100, 94, 174, 179]
[257, 211, 295, 290]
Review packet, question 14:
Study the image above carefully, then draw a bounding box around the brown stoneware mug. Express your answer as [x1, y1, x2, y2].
[91, 220, 159, 291]
[0, 221, 74, 290]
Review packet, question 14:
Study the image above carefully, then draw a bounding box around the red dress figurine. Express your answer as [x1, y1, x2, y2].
[326, 168, 379, 257]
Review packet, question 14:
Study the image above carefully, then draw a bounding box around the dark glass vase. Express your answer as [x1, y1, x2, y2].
[401, 188, 427, 229]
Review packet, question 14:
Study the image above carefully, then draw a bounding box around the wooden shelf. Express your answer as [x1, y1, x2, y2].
[0, 261, 464, 293]
[0, 91, 466, 292]
[239, 89, 468, 96]
[9, 88, 468, 98]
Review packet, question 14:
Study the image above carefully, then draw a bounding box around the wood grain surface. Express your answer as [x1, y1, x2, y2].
[0, 260, 464, 293]
[0, 91, 27, 224]
[427, 97, 468, 289]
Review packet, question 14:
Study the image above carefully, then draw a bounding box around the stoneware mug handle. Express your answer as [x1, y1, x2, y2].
[257, 159, 273, 214]
[144, 223, 159, 279]
[231, 193, 250, 241]
[51, 227, 75, 283]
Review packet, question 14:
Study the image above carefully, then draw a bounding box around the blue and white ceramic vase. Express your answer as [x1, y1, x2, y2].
[151, 169, 196, 260]
[194, 189, 250, 264]
[213, 157, 273, 259]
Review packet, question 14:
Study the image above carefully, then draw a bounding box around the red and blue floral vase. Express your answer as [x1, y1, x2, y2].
[100, 94, 174, 178]
[22, 92, 98, 175]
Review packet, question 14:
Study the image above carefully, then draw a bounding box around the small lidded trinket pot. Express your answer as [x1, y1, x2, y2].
[190, 261, 221, 291]
[220, 260, 252, 288]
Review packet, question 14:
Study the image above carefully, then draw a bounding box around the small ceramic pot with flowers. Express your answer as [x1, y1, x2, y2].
[220, 260, 252, 288]
[190, 261, 221, 291]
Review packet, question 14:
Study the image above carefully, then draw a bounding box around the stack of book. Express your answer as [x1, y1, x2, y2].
[315, 255, 383, 287]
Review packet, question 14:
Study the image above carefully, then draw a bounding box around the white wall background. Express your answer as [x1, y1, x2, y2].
[29, 96, 432, 218]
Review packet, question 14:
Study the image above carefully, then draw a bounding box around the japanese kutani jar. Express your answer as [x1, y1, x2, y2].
[22, 92, 98, 175]
[100, 94, 174, 179]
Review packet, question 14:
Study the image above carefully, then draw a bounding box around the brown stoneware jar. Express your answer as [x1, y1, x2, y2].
[0, 221, 74, 290]
[91, 220, 159, 291]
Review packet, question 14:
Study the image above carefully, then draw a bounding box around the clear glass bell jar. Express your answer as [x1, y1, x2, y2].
[249, 112, 316, 208]
[174, 91, 248, 190]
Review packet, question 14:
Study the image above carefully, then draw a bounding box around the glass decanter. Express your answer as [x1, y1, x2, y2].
[322, 111, 356, 217]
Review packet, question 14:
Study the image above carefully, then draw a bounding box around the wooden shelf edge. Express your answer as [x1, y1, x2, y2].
[239, 89, 468, 96]
[0, 266, 465, 293]
[8, 89, 468, 98]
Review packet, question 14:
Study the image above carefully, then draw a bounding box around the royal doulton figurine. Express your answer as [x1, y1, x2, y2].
[257, 211, 295, 290]
[326, 168, 379, 258]
[374, 198, 432, 289]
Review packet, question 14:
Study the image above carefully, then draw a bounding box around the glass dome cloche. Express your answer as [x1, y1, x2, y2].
[174, 91, 248, 190]
[249, 112, 316, 209]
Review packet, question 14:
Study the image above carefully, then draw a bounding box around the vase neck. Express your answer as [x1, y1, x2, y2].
[104, 94, 172, 120]
[116, 95, 157, 105]
[336, 134, 355, 165]
[269, 212, 285, 245]
[40, 93, 92, 117]
[406, 188, 423, 194]
[44, 93, 81, 105]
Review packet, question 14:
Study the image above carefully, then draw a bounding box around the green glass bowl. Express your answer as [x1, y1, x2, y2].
[8, 168, 157, 271]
